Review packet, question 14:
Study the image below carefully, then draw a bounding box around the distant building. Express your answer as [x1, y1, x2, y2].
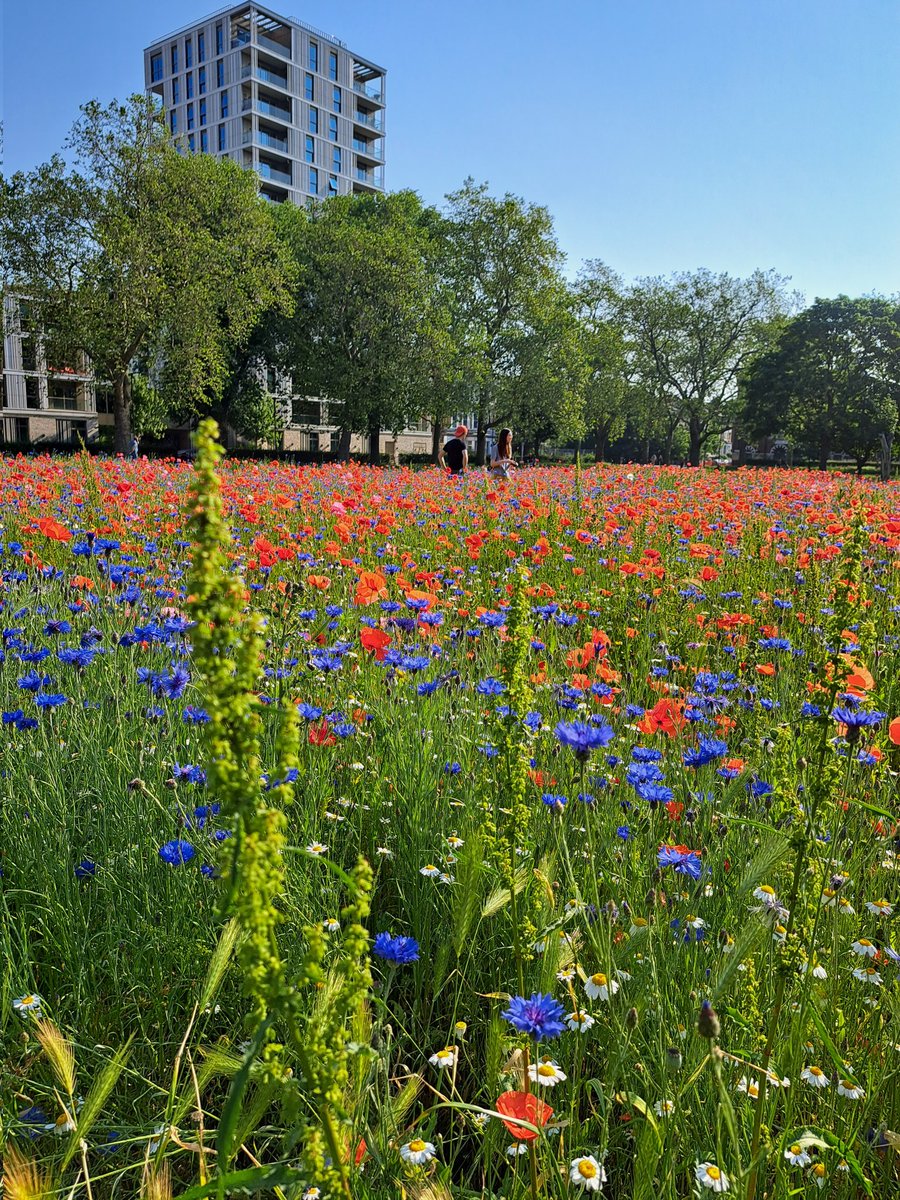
[144, 4, 386, 205]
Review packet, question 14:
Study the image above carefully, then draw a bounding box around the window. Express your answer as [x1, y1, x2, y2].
[151, 53, 163, 82]
[95, 386, 114, 415]
[266, 366, 277, 392]
[1, 416, 30, 445]
[170, 110, 178, 134]
[199, 99, 207, 125]
[309, 106, 319, 133]
[216, 59, 224, 87]
[185, 37, 193, 68]
[187, 103, 195, 131]
[218, 124, 227, 151]
[188, 133, 196, 152]
[332, 146, 341, 173]
[309, 41, 318, 71]
[199, 65, 206, 93]
[186, 73, 194, 99]
[332, 86, 341, 113]
[56, 419, 87, 445]
[328, 174, 338, 195]
[200, 129, 209, 152]
[216, 22, 223, 54]
[171, 44, 179, 73]
[304, 73, 314, 100]
[309, 167, 318, 194]
[329, 114, 338, 141]
[25, 377, 41, 408]
[329, 50, 338, 81]
[198, 31, 206, 62]
[172, 77, 180, 104]
[48, 380, 79, 411]
[305, 135, 315, 163]
[220, 91, 229, 118]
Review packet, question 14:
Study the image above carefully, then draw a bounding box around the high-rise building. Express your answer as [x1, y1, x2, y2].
[144, 4, 385, 205]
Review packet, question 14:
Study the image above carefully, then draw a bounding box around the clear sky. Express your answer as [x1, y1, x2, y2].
[2, 0, 899, 301]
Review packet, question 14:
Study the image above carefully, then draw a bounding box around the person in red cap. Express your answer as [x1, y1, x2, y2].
[439, 424, 469, 476]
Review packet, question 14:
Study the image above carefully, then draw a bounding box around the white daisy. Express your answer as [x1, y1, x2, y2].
[13, 994, 43, 1018]
[810, 1163, 827, 1190]
[852, 966, 882, 985]
[584, 972, 619, 1001]
[566, 1010, 596, 1033]
[696, 1162, 730, 1192]
[735, 1076, 759, 1100]
[800, 1065, 830, 1089]
[400, 1138, 436, 1164]
[506, 1142, 528, 1157]
[419, 864, 441, 878]
[528, 1058, 567, 1087]
[428, 1046, 458, 1069]
[654, 1099, 675, 1117]
[837, 1079, 864, 1100]
[569, 1155, 606, 1191]
[866, 899, 893, 917]
[850, 938, 877, 958]
[784, 1143, 811, 1167]
[322, 918, 340, 933]
[306, 842, 328, 856]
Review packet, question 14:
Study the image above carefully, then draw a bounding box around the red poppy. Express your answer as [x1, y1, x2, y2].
[495, 1091, 553, 1141]
[889, 716, 900, 747]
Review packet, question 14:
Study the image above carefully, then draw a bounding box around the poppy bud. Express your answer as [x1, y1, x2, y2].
[697, 1000, 721, 1040]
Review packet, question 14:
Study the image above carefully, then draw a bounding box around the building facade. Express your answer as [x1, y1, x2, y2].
[144, 4, 385, 205]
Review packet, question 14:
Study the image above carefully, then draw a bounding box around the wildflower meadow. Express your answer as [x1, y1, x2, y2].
[2, 427, 900, 1199]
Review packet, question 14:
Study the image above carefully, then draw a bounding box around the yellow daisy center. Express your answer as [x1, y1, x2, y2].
[22, 995, 34, 1005]
[707, 1166, 721, 1180]
[578, 1160, 598, 1179]
[759, 886, 774, 895]
[810, 1067, 823, 1076]
[409, 1139, 426, 1152]
[591, 972, 607, 986]
[790, 1145, 801, 1155]
[538, 1063, 556, 1077]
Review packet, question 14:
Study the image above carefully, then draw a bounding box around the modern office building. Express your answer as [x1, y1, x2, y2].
[144, 4, 385, 205]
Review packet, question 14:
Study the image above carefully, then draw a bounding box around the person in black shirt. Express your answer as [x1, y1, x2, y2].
[439, 424, 469, 475]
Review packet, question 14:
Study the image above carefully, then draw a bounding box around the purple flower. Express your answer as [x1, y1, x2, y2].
[832, 707, 884, 729]
[554, 719, 615, 759]
[158, 840, 195, 866]
[502, 993, 566, 1041]
[373, 932, 420, 965]
[657, 844, 703, 881]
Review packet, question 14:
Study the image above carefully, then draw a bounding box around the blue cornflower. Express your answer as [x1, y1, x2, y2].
[631, 746, 663, 762]
[541, 792, 567, 810]
[372, 932, 420, 964]
[683, 736, 728, 767]
[182, 705, 210, 724]
[152, 666, 190, 699]
[158, 840, 195, 865]
[296, 703, 323, 721]
[501, 993, 566, 1041]
[554, 719, 615, 759]
[801, 702, 821, 718]
[74, 860, 96, 879]
[309, 651, 344, 672]
[444, 761, 461, 774]
[657, 845, 703, 881]
[616, 825, 632, 840]
[833, 707, 885, 729]
[476, 676, 506, 696]
[637, 782, 674, 806]
[35, 693, 66, 709]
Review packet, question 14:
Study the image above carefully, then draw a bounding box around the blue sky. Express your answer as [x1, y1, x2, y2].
[3, 0, 899, 301]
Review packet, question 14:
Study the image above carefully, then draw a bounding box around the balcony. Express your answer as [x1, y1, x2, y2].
[354, 165, 384, 188]
[259, 161, 292, 186]
[352, 137, 384, 161]
[257, 95, 292, 121]
[258, 129, 289, 152]
[353, 80, 384, 104]
[258, 31, 291, 58]
[257, 64, 288, 89]
[353, 109, 384, 132]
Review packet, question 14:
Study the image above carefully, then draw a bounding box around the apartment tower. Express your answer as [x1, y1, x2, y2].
[144, 4, 385, 205]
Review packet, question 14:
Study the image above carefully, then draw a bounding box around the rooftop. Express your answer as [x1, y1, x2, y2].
[145, 3, 350, 53]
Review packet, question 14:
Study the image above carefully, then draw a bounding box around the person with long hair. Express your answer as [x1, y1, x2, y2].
[489, 428, 516, 478]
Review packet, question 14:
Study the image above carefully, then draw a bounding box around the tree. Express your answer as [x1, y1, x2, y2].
[275, 190, 447, 462]
[620, 268, 793, 466]
[441, 180, 567, 464]
[0, 96, 293, 452]
[741, 296, 900, 472]
[573, 262, 628, 461]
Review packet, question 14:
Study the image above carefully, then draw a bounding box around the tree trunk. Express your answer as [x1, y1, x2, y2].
[688, 419, 701, 467]
[476, 425, 487, 466]
[662, 431, 673, 466]
[368, 423, 380, 465]
[113, 373, 133, 455]
[644, 438, 652, 464]
[879, 434, 892, 482]
[431, 418, 443, 465]
[336, 427, 352, 461]
[818, 442, 829, 471]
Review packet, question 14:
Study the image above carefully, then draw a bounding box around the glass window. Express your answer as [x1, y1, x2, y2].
[332, 146, 341, 173]
[185, 38, 193, 68]
[220, 91, 229, 118]
[170, 110, 178, 134]
[151, 53, 163, 82]
[328, 174, 338, 195]
[309, 41, 318, 71]
[186, 73, 194, 99]
[199, 65, 206, 93]
[218, 124, 227, 151]
[217, 59, 224, 87]
[172, 77, 180, 104]
[332, 86, 341, 113]
[305, 73, 314, 101]
[187, 103, 195, 130]
[216, 22, 223, 54]
[309, 167, 318, 194]
[329, 114, 338, 141]
[199, 99, 207, 125]
[188, 133, 196, 152]
[171, 44, 179, 73]
[309, 106, 319, 133]
[198, 31, 205, 62]
[305, 135, 315, 163]
[329, 50, 338, 81]
[201, 129, 209, 152]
